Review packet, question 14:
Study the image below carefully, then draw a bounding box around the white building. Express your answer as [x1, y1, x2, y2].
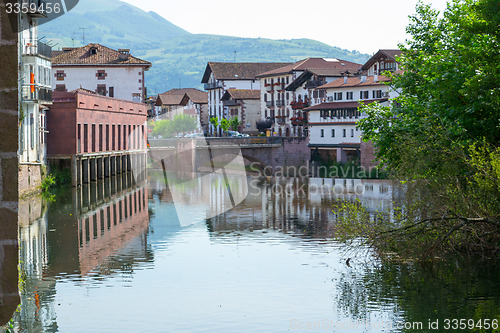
[256, 58, 361, 137]
[201, 62, 290, 136]
[51, 44, 151, 103]
[305, 50, 401, 165]
[18, 5, 53, 195]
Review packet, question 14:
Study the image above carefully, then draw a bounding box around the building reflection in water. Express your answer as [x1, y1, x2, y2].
[149, 174, 396, 240]
[16, 175, 150, 332]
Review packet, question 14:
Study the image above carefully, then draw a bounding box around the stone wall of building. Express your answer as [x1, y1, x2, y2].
[0, 0, 21, 325]
[360, 140, 378, 169]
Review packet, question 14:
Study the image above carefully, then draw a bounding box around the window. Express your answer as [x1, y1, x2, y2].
[320, 129, 324, 138]
[92, 124, 96, 152]
[351, 129, 354, 137]
[97, 84, 106, 96]
[99, 124, 103, 151]
[55, 84, 66, 92]
[106, 125, 109, 151]
[360, 91, 369, 99]
[331, 129, 335, 137]
[346, 92, 353, 100]
[334, 92, 343, 101]
[343, 129, 346, 137]
[84, 124, 88, 153]
[90, 47, 98, 55]
[109, 87, 114, 98]
[96, 70, 107, 80]
[30, 114, 34, 149]
[373, 90, 382, 98]
[112, 125, 116, 150]
[56, 71, 65, 81]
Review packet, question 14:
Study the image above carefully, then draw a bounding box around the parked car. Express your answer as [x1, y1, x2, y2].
[227, 131, 250, 137]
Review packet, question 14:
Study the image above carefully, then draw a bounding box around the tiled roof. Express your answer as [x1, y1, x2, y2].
[318, 75, 390, 89]
[223, 89, 260, 100]
[304, 99, 388, 111]
[256, 58, 362, 78]
[201, 62, 291, 83]
[362, 49, 402, 71]
[52, 43, 152, 69]
[157, 88, 208, 106]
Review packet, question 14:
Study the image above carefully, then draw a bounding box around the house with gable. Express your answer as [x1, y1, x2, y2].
[256, 58, 361, 137]
[51, 43, 152, 103]
[201, 62, 290, 135]
[304, 49, 402, 167]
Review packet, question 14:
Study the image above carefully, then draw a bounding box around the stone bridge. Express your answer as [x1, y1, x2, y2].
[148, 137, 310, 175]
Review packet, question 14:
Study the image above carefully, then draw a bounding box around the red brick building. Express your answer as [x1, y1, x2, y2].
[48, 89, 148, 185]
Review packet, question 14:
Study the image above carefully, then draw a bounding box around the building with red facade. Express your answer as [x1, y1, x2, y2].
[47, 89, 148, 186]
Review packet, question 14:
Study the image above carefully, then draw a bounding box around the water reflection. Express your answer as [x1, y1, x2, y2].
[15, 175, 500, 333]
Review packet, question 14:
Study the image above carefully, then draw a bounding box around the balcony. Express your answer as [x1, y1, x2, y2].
[23, 40, 52, 58]
[266, 101, 274, 107]
[223, 100, 240, 107]
[25, 0, 48, 18]
[265, 84, 273, 92]
[204, 81, 222, 90]
[22, 85, 52, 104]
[275, 116, 287, 125]
[304, 80, 326, 89]
[275, 100, 285, 107]
[274, 83, 285, 91]
[291, 101, 310, 109]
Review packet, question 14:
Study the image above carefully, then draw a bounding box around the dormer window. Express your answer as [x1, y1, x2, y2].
[90, 47, 98, 55]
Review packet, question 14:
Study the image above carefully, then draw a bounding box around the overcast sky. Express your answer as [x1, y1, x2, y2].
[120, 0, 449, 54]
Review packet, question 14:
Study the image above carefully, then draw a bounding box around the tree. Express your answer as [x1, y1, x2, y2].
[209, 117, 219, 136]
[152, 114, 198, 138]
[256, 119, 272, 133]
[229, 116, 242, 131]
[348, 0, 500, 259]
[219, 118, 230, 134]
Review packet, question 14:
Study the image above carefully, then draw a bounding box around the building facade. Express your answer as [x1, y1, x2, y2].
[18, 3, 53, 196]
[47, 90, 148, 186]
[155, 88, 208, 133]
[220, 89, 261, 135]
[305, 50, 401, 166]
[201, 62, 290, 136]
[51, 44, 151, 103]
[256, 58, 361, 137]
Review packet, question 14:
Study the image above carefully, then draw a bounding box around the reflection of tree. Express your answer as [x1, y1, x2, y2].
[336, 259, 500, 331]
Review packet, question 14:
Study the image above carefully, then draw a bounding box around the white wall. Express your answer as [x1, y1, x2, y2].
[52, 66, 146, 102]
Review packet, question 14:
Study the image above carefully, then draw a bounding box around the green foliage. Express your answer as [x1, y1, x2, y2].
[40, 174, 55, 192]
[152, 114, 197, 138]
[229, 117, 242, 131]
[209, 117, 219, 130]
[219, 118, 230, 133]
[352, 0, 500, 259]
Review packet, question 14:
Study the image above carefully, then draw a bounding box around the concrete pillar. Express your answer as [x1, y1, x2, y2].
[117, 155, 122, 174]
[97, 157, 104, 180]
[336, 148, 342, 163]
[71, 155, 78, 187]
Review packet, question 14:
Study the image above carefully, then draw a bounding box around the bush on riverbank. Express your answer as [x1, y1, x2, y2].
[336, 0, 500, 260]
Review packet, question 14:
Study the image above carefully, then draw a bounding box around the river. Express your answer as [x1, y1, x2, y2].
[14, 173, 500, 332]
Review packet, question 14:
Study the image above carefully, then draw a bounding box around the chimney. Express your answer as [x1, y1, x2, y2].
[118, 49, 130, 61]
[374, 74, 378, 82]
[360, 75, 367, 83]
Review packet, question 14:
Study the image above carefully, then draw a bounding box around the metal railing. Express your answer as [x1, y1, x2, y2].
[223, 100, 240, 107]
[23, 39, 52, 58]
[266, 101, 274, 107]
[304, 80, 325, 89]
[204, 82, 222, 90]
[21, 85, 52, 103]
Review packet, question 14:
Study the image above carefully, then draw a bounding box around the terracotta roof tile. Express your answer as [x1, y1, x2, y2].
[222, 89, 260, 100]
[361, 49, 402, 71]
[201, 62, 291, 83]
[304, 99, 388, 111]
[256, 58, 362, 78]
[157, 88, 208, 106]
[52, 43, 151, 69]
[318, 75, 391, 89]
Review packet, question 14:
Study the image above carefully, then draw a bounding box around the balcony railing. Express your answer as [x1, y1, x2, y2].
[304, 80, 326, 89]
[266, 101, 274, 107]
[291, 101, 310, 109]
[204, 82, 222, 90]
[275, 100, 285, 107]
[265, 84, 273, 92]
[223, 100, 240, 107]
[23, 40, 52, 58]
[22, 85, 52, 104]
[274, 83, 285, 91]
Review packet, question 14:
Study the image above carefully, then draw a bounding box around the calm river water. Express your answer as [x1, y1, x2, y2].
[15, 173, 500, 332]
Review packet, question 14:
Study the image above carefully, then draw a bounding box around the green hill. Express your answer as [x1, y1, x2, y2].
[39, 0, 370, 95]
